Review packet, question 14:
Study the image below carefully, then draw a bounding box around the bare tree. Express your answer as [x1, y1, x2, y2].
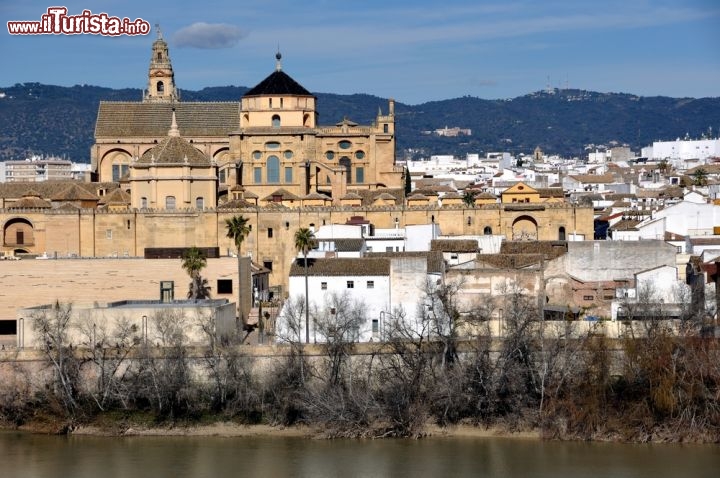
[195, 310, 259, 417]
[31, 301, 81, 415]
[77, 316, 140, 411]
[130, 309, 193, 417]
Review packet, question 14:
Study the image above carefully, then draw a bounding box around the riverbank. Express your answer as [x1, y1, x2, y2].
[7, 413, 540, 440]
[68, 422, 541, 440]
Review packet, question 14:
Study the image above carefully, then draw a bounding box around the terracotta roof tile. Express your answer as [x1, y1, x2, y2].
[431, 239, 478, 252]
[137, 136, 210, 165]
[289, 257, 389, 277]
[95, 102, 239, 138]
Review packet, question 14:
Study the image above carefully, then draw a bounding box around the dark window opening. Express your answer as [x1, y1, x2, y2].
[217, 279, 233, 294]
[263, 260, 273, 271]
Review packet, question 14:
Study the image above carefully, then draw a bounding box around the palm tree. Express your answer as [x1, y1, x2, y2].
[692, 168, 708, 187]
[462, 190, 476, 207]
[225, 215, 251, 325]
[182, 247, 210, 299]
[294, 227, 315, 343]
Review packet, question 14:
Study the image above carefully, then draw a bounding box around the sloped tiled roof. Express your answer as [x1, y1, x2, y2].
[95, 102, 239, 138]
[610, 219, 642, 231]
[331, 238, 364, 252]
[9, 196, 51, 208]
[373, 192, 398, 202]
[349, 188, 404, 206]
[500, 241, 568, 261]
[262, 188, 299, 201]
[303, 192, 331, 201]
[289, 257, 389, 277]
[137, 136, 211, 165]
[51, 184, 99, 201]
[431, 239, 478, 253]
[217, 198, 256, 209]
[0, 181, 119, 200]
[244, 70, 313, 97]
[476, 253, 545, 269]
[99, 188, 131, 205]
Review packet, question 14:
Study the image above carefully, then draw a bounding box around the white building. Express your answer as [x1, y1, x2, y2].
[280, 253, 443, 343]
[643, 138, 720, 163]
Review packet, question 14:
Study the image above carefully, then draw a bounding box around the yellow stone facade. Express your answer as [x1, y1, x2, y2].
[0, 30, 595, 306]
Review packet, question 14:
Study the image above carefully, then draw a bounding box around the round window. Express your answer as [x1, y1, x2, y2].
[284, 150, 293, 159]
[355, 150, 365, 160]
[252, 151, 262, 160]
[325, 151, 335, 160]
[338, 140, 351, 150]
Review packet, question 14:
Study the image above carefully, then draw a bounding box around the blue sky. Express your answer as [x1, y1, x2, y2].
[1, 0, 719, 104]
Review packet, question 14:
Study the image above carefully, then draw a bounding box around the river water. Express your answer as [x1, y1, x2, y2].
[1, 431, 718, 478]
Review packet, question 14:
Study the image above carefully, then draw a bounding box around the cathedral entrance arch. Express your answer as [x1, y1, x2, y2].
[3, 218, 35, 250]
[511, 215, 538, 241]
[99, 148, 133, 183]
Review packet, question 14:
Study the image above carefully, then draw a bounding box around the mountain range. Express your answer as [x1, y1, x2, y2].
[0, 82, 718, 163]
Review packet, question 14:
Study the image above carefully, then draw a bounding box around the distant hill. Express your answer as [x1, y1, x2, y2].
[0, 82, 718, 163]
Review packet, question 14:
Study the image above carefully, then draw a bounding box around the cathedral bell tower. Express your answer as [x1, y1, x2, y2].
[144, 25, 179, 103]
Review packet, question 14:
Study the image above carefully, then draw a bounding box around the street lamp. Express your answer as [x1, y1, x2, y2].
[498, 308, 504, 338]
[142, 315, 148, 346]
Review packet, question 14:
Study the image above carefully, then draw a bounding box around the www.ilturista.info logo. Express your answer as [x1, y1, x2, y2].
[7, 7, 150, 36]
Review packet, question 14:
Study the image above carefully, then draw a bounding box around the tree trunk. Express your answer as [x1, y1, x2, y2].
[304, 252, 309, 344]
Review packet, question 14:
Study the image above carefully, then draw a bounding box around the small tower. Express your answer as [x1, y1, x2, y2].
[144, 25, 179, 103]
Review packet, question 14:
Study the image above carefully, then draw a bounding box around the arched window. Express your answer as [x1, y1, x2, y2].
[339, 156, 351, 184]
[140, 197, 148, 209]
[157, 52, 162, 61]
[267, 155, 280, 183]
[165, 196, 176, 210]
[484, 226, 493, 235]
[157, 81, 164, 93]
[196, 197, 204, 209]
[559, 226, 566, 241]
[272, 115, 281, 128]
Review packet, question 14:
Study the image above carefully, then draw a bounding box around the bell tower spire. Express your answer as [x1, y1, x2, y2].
[144, 24, 179, 103]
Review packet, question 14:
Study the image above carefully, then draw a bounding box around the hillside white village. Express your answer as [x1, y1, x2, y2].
[1, 29, 719, 351]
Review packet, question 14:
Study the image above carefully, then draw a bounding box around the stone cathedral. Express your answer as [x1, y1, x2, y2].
[92, 28, 403, 208]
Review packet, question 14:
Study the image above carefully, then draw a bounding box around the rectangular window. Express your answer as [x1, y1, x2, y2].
[140, 197, 148, 208]
[383, 124, 389, 133]
[219, 169, 226, 184]
[366, 281, 374, 289]
[263, 260, 273, 271]
[165, 196, 176, 210]
[267, 228, 273, 238]
[106, 229, 112, 239]
[254, 167, 262, 184]
[285, 167, 293, 183]
[583, 295, 594, 301]
[321, 282, 327, 290]
[196, 197, 204, 209]
[356, 167, 364, 184]
[217, 279, 233, 294]
[372, 319, 379, 334]
[347, 281, 354, 289]
[112, 164, 129, 182]
[16, 230, 24, 244]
